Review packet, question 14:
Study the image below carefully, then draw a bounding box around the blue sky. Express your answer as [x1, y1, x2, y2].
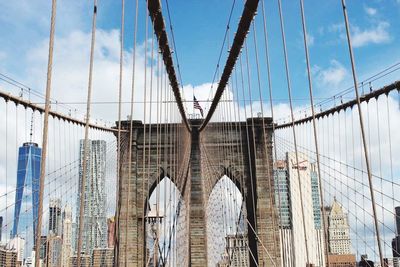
[1, 0, 400, 117]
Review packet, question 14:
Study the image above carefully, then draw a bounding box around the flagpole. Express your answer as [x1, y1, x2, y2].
[192, 87, 194, 116]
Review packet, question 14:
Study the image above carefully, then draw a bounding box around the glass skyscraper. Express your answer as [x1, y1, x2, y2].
[310, 164, 322, 229]
[75, 139, 107, 254]
[274, 161, 292, 228]
[274, 154, 326, 267]
[12, 142, 42, 253]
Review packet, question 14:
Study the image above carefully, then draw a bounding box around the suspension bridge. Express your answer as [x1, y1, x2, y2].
[0, 0, 399, 267]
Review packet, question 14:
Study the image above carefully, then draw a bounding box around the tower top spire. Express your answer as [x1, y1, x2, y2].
[30, 112, 34, 143]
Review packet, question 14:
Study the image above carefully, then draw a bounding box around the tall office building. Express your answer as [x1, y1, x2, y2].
[396, 207, 400, 235]
[69, 254, 91, 267]
[0, 245, 18, 267]
[48, 199, 62, 236]
[47, 235, 62, 267]
[274, 160, 294, 267]
[92, 248, 114, 267]
[392, 207, 400, 267]
[75, 140, 107, 254]
[39, 235, 48, 262]
[12, 142, 41, 255]
[310, 164, 325, 266]
[274, 160, 291, 229]
[310, 165, 322, 230]
[273, 152, 325, 267]
[62, 205, 73, 267]
[7, 235, 25, 263]
[325, 199, 356, 267]
[327, 199, 351, 255]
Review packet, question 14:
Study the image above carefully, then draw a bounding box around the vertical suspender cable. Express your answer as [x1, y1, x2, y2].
[77, 1, 97, 266]
[299, 0, 330, 265]
[386, 96, 395, 236]
[260, 3, 289, 265]
[340, 1, 384, 265]
[375, 99, 385, 257]
[277, 0, 311, 264]
[251, 20, 278, 265]
[126, 0, 139, 264]
[141, 7, 148, 265]
[115, 0, 125, 264]
[145, 30, 155, 267]
[260, 0, 276, 160]
[34, 1, 57, 267]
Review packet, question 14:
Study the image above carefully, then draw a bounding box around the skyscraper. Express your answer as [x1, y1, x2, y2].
[274, 160, 295, 267]
[274, 160, 291, 229]
[325, 199, 356, 266]
[48, 199, 62, 236]
[47, 235, 62, 266]
[92, 248, 114, 267]
[75, 140, 107, 254]
[12, 142, 41, 256]
[61, 205, 73, 267]
[39, 235, 47, 262]
[328, 199, 351, 255]
[273, 152, 325, 267]
[0, 245, 18, 267]
[6, 235, 25, 263]
[310, 164, 322, 230]
[396, 207, 400, 236]
[392, 206, 400, 267]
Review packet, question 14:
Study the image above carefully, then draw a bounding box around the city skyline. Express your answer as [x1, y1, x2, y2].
[0, 138, 112, 266]
[0, 1, 399, 266]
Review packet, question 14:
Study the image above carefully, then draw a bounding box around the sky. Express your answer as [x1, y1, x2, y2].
[0, 0, 400, 262]
[0, 0, 400, 123]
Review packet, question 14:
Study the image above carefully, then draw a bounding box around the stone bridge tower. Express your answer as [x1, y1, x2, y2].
[115, 118, 280, 266]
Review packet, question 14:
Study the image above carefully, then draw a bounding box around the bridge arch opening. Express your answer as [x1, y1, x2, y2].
[145, 176, 187, 267]
[206, 175, 248, 267]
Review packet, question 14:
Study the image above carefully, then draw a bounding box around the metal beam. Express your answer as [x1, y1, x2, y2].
[0, 88, 118, 133]
[275, 80, 400, 129]
[147, 0, 190, 131]
[199, 0, 259, 131]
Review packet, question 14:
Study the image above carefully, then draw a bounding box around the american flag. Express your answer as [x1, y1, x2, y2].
[193, 96, 204, 117]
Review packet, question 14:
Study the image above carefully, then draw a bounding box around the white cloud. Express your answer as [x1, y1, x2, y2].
[313, 60, 348, 89]
[329, 20, 391, 48]
[364, 6, 377, 16]
[182, 82, 218, 118]
[352, 21, 391, 47]
[18, 29, 169, 126]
